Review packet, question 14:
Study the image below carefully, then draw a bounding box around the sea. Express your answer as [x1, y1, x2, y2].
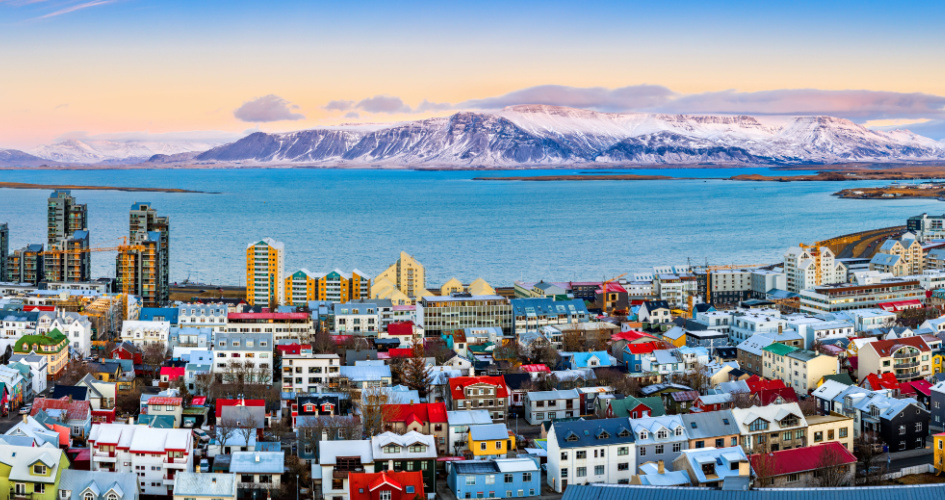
[0, 167, 940, 287]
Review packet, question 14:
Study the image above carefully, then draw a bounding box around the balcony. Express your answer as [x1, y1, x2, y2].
[895, 362, 920, 369]
[10, 491, 32, 500]
[164, 456, 188, 468]
[894, 350, 918, 359]
[163, 474, 177, 486]
[92, 450, 117, 461]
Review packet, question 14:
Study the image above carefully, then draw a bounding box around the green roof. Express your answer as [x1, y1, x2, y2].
[762, 343, 798, 356]
[821, 373, 854, 385]
[608, 396, 665, 418]
[14, 329, 69, 353]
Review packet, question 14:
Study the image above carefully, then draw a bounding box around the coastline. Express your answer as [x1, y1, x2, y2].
[0, 181, 214, 194]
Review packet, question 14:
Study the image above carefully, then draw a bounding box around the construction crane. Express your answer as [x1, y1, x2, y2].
[705, 263, 772, 305]
[40, 236, 145, 256]
[601, 273, 627, 316]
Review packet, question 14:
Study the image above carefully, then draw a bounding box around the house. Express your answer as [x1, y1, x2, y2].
[447, 376, 509, 422]
[319, 440, 375, 500]
[805, 414, 854, 451]
[629, 461, 691, 486]
[692, 393, 732, 413]
[565, 351, 613, 370]
[622, 342, 663, 374]
[142, 396, 183, 428]
[750, 442, 856, 487]
[229, 451, 283, 495]
[212, 332, 274, 383]
[119, 320, 170, 350]
[595, 282, 629, 313]
[522, 389, 581, 425]
[371, 431, 437, 492]
[172, 473, 237, 500]
[468, 424, 515, 459]
[630, 416, 689, 468]
[39, 312, 93, 358]
[58, 469, 140, 500]
[761, 344, 837, 394]
[281, 353, 341, 393]
[448, 458, 541, 499]
[87, 423, 194, 496]
[382, 403, 448, 456]
[14, 329, 69, 379]
[667, 391, 700, 414]
[930, 381, 945, 428]
[5, 415, 63, 448]
[855, 393, 929, 451]
[672, 446, 751, 488]
[503, 373, 532, 410]
[347, 470, 424, 500]
[681, 411, 741, 450]
[7, 354, 47, 397]
[546, 418, 638, 492]
[510, 298, 589, 335]
[639, 301, 672, 325]
[731, 403, 808, 452]
[601, 396, 664, 419]
[31, 397, 92, 441]
[856, 335, 933, 382]
[74, 374, 117, 423]
[446, 410, 493, 456]
[0, 444, 69, 500]
[339, 363, 393, 392]
[639, 383, 693, 410]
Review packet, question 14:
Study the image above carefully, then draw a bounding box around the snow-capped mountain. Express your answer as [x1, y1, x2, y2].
[0, 149, 56, 167]
[31, 138, 229, 164]
[195, 105, 945, 166]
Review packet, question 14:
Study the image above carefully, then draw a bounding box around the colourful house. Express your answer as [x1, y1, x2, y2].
[14, 330, 69, 379]
[0, 444, 70, 500]
[468, 423, 515, 459]
[348, 470, 424, 500]
[934, 433, 945, 474]
[448, 458, 541, 499]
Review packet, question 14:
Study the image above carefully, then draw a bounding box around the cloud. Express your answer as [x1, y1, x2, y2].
[355, 95, 412, 114]
[344, 111, 360, 119]
[415, 99, 453, 113]
[460, 84, 677, 112]
[32, 0, 117, 20]
[656, 89, 945, 120]
[874, 119, 945, 141]
[53, 103, 68, 110]
[53, 129, 244, 145]
[323, 100, 354, 112]
[234, 94, 305, 122]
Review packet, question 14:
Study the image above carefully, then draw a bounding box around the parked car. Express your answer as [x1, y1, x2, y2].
[199, 459, 210, 472]
[18, 407, 30, 415]
[193, 429, 211, 444]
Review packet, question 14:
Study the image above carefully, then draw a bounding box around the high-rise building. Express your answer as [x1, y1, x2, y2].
[45, 190, 89, 283]
[284, 268, 371, 305]
[0, 223, 8, 282]
[783, 245, 846, 293]
[246, 238, 284, 308]
[115, 202, 170, 307]
[6, 244, 44, 284]
[375, 251, 426, 299]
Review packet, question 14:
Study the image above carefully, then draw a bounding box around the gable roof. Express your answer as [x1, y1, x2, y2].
[31, 397, 91, 421]
[681, 410, 740, 439]
[383, 403, 448, 425]
[552, 418, 635, 449]
[750, 442, 855, 476]
[448, 376, 508, 399]
[349, 471, 424, 499]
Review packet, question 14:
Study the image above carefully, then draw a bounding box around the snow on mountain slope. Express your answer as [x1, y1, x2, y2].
[31, 138, 228, 164]
[178, 105, 945, 166]
[0, 149, 56, 167]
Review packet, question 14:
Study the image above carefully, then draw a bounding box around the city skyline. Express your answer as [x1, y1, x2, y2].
[1, 0, 944, 149]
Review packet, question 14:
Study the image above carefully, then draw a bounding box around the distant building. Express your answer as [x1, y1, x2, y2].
[783, 245, 846, 293]
[375, 251, 426, 300]
[6, 243, 44, 284]
[284, 268, 371, 305]
[418, 294, 512, 338]
[799, 280, 925, 314]
[245, 238, 284, 308]
[45, 190, 90, 284]
[0, 222, 7, 281]
[116, 202, 170, 307]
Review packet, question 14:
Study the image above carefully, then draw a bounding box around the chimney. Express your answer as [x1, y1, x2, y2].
[778, 324, 783, 334]
[657, 460, 664, 474]
[22, 414, 27, 424]
[211, 477, 216, 484]
[387, 460, 394, 471]
[255, 454, 260, 463]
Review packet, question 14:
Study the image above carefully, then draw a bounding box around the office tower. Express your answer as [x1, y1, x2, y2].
[115, 202, 170, 307]
[0, 223, 7, 282]
[246, 238, 284, 308]
[45, 190, 90, 283]
[6, 244, 44, 284]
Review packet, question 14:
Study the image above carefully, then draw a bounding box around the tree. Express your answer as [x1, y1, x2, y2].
[751, 446, 776, 488]
[359, 385, 395, 438]
[425, 339, 454, 364]
[896, 305, 942, 329]
[854, 432, 886, 485]
[730, 391, 754, 409]
[797, 397, 818, 416]
[676, 362, 709, 393]
[171, 376, 193, 406]
[140, 342, 167, 384]
[402, 343, 433, 398]
[593, 368, 642, 397]
[216, 418, 239, 453]
[115, 385, 143, 416]
[813, 444, 853, 487]
[58, 361, 93, 386]
[236, 414, 260, 450]
[312, 331, 337, 355]
[533, 344, 560, 369]
[562, 330, 584, 352]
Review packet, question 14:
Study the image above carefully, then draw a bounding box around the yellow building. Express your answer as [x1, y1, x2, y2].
[935, 433, 945, 474]
[284, 268, 371, 305]
[439, 277, 495, 297]
[468, 424, 515, 458]
[246, 238, 284, 308]
[376, 251, 425, 300]
[805, 414, 854, 451]
[14, 329, 70, 379]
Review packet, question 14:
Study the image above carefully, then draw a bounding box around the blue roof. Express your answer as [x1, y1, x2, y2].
[229, 451, 284, 474]
[339, 365, 391, 382]
[562, 484, 945, 500]
[469, 424, 510, 441]
[570, 351, 612, 368]
[552, 418, 635, 449]
[139, 307, 179, 324]
[510, 298, 588, 317]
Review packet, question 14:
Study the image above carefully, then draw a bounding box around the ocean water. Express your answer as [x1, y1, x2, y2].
[0, 167, 940, 287]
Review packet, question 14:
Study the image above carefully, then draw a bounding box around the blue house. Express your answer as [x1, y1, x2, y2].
[449, 457, 542, 499]
[139, 307, 180, 325]
[565, 351, 613, 370]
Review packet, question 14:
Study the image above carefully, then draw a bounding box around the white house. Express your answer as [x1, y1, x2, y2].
[522, 389, 581, 425]
[281, 353, 340, 393]
[120, 321, 171, 351]
[212, 332, 274, 383]
[729, 310, 785, 343]
[546, 418, 637, 493]
[38, 311, 93, 358]
[88, 423, 194, 497]
[7, 353, 47, 396]
[177, 304, 228, 328]
[319, 440, 375, 500]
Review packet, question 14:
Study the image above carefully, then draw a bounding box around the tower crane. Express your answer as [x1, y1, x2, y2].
[601, 273, 627, 316]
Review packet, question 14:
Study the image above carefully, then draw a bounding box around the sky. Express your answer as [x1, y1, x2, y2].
[2, 0, 945, 149]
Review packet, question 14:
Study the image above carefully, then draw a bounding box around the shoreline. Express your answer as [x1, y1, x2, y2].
[0, 181, 214, 194]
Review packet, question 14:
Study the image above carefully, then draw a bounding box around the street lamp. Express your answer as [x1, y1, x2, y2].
[296, 474, 299, 500]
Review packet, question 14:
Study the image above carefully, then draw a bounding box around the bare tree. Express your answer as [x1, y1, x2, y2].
[312, 331, 337, 355]
[403, 342, 433, 398]
[140, 342, 167, 384]
[676, 362, 709, 393]
[593, 368, 643, 398]
[797, 397, 819, 416]
[360, 385, 395, 438]
[813, 444, 853, 487]
[533, 344, 560, 368]
[750, 441, 776, 488]
[58, 361, 93, 386]
[216, 417, 239, 453]
[115, 385, 143, 416]
[236, 413, 260, 450]
[562, 330, 584, 352]
[854, 432, 886, 485]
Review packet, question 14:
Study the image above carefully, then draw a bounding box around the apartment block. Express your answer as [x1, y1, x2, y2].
[6, 244, 44, 284]
[856, 336, 933, 382]
[375, 251, 426, 300]
[88, 423, 194, 496]
[45, 190, 89, 284]
[212, 332, 273, 383]
[116, 202, 170, 307]
[222, 311, 313, 343]
[799, 279, 925, 314]
[281, 353, 340, 393]
[284, 268, 371, 306]
[246, 238, 284, 308]
[783, 245, 846, 293]
[417, 293, 512, 338]
[761, 344, 837, 394]
[0, 222, 7, 281]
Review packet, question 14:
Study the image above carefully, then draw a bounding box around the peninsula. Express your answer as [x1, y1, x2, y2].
[0, 181, 213, 194]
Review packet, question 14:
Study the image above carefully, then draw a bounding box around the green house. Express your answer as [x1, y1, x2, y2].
[0, 444, 69, 500]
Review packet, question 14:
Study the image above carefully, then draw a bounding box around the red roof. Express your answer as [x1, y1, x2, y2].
[448, 376, 508, 399]
[191, 396, 207, 406]
[148, 397, 182, 406]
[596, 282, 627, 294]
[877, 300, 923, 312]
[215, 398, 265, 418]
[277, 344, 312, 355]
[867, 336, 931, 356]
[901, 379, 933, 396]
[819, 345, 845, 356]
[750, 442, 856, 477]
[384, 402, 448, 425]
[160, 367, 185, 380]
[348, 471, 424, 500]
[519, 364, 551, 373]
[387, 348, 414, 358]
[387, 321, 414, 336]
[612, 330, 658, 342]
[757, 388, 798, 406]
[23, 305, 55, 312]
[862, 372, 899, 391]
[625, 341, 663, 355]
[227, 312, 310, 320]
[745, 375, 786, 392]
[31, 397, 90, 421]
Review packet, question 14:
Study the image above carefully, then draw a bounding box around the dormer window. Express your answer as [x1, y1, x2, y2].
[617, 429, 630, 438]
[33, 465, 47, 475]
[656, 430, 668, 439]
[597, 431, 610, 440]
[639, 431, 648, 440]
[674, 427, 683, 436]
[566, 433, 579, 442]
[383, 445, 401, 453]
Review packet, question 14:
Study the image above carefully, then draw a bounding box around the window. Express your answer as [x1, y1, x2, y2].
[783, 432, 792, 441]
[33, 464, 47, 475]
[639, 447, 646, 456]
[787, 474, 799, 482]
[672, 443, 681, 453]
[379, 491, 391, 500]
[899, 425, 906, 435]
[466, 476, 476, 485]
[916, 422, 924, 432]
[594, 466, 604, 476]
[839, 428, 848, 438]
[731, 437, 738, 447]
[814, 432, 823, 442]
[749, 419, 768, 431]
[505, 474, 513, 483]
[496, 441, 502, 450]
[576, 467, 586, 477]
[486, 475, 495, 485]
[522, 472, 532, 482]
[617, 463, 629, 471]
[618, 447, 628, 456]
[481, 443, 487, 451]
[639, 431, 648, 440]
[561, 452, 568, 460]
[576, 451, 586, 459]
[561, 468, 568, 478]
